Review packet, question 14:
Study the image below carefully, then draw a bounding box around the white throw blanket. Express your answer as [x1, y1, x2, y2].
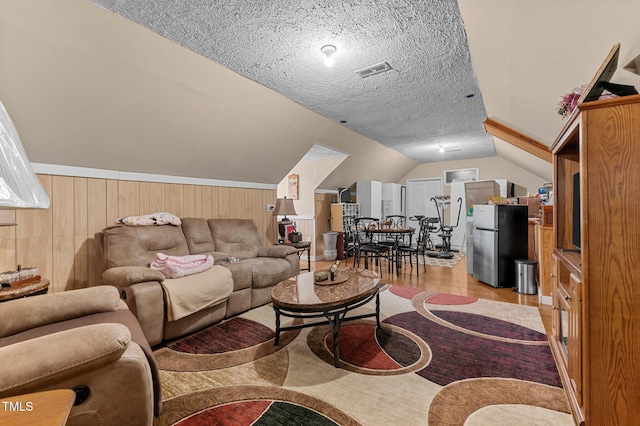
[160, 265, 234, 322]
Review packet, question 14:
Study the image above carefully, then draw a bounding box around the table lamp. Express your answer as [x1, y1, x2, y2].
[273, 197, 297, 240]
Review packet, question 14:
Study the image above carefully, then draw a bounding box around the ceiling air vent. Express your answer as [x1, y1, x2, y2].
[355, 61, 394, 78]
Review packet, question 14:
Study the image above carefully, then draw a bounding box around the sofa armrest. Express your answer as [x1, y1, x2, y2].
[102, 266, 165, 287]
[257, 245, 298, 258]
[0, 286, 126, 338]
[0, 323, 131, 397]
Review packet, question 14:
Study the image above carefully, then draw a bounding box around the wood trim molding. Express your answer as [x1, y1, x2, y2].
[483, 117, 552, 163]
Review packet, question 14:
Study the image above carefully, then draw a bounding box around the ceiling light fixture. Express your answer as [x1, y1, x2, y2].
[321, 45, 336, 67]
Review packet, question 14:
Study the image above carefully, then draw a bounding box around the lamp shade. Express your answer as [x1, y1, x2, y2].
[0, 100, 50, 209]
[273, 197, 297, 218]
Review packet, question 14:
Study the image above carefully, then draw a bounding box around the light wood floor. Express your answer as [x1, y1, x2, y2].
[312, 254, 553, 336]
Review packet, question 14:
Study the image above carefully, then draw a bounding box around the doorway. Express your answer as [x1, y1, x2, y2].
[406, 178, 443, 238]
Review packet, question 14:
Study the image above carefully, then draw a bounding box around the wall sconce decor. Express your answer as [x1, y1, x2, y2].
[288, 173, 299, 200]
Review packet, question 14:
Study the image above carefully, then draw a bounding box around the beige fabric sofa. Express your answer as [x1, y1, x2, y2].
[97, 218, 300, 346]
[0, 286, 161, 426]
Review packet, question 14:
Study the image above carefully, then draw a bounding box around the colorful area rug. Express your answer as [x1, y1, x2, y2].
[153, 286, 572, 425]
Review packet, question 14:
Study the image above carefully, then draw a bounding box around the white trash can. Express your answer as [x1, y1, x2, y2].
[323, 232, 339, 261]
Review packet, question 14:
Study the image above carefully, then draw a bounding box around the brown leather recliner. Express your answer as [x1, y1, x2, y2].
[0, 286, 161, 426]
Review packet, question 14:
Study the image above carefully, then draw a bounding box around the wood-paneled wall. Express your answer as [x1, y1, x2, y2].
[291, 219, 315, 259]
[0, 174, 278, 293]
[314, 193, 333, 255]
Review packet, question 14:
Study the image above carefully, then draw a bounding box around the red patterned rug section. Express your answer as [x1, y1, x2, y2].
[167, 317, 274, 354]
[325, 324, 421, 370]
[176, 400, 270, 426]
[389, 285, 422, 300]
[425, 293, 478, 305]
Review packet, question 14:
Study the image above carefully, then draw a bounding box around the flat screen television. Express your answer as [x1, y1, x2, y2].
[572, 172, 581, 249]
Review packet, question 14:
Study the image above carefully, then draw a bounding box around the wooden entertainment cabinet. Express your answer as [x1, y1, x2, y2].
[550, 94, 640, 425]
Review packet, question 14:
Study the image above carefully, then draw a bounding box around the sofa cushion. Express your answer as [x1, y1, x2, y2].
[223, 262, 252, 291]
[181, 218, 217, 254]
[160, 265, 234, 322]
[242, 257, 293, 289]
[258, 245, 299, 258]
[208, 219, 262, 259]
[103, 224, 190, 268]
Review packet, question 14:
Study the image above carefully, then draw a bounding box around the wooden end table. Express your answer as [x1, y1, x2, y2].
[0, 389, 75, 426]
[271, 269, 382, 368]
[0, 278, 50, 303]
[290, 241, 311, 271]
[277, 241, 312, 271]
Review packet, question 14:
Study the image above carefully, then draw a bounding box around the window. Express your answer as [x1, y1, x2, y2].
[443, 168, 478, 186]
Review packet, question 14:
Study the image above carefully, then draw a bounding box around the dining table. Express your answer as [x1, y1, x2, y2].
[367, 227, 415, 273]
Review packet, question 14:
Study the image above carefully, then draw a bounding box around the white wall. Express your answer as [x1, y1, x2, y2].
[356, 180, 382, 218]
[277, 156, 346, 216]
[400, 155, 550, 197]
[382, 183, 403, 216]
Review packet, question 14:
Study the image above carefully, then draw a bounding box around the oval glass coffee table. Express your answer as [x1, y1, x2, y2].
[271, 268, 383, 368]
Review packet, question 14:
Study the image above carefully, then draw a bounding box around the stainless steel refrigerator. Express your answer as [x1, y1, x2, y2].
[472, 204, 528, 288]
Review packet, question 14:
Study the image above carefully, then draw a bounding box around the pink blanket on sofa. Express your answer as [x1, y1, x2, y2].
[150, 253, 213, 279]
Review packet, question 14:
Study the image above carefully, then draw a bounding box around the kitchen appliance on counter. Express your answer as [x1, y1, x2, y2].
[472, 204, 528, 288]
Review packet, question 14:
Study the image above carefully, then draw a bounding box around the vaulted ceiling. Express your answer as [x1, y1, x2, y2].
[89, 0, 496, 164]
[1, 0, 639, 189]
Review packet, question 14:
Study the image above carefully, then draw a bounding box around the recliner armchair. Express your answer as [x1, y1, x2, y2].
[0, 286, 161, 426]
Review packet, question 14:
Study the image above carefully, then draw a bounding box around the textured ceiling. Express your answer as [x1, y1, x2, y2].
[90, 0, 496, 163]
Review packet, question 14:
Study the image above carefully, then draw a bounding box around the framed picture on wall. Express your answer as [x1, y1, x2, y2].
[288, 174, 299, 200]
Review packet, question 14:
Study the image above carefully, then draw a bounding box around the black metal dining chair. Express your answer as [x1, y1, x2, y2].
[383, 215, 407, 228]
[353, 217, 392, 273]
[395, 217, 430, 276]
[382, 215, 414, 273]
[342, 215, 357, 259]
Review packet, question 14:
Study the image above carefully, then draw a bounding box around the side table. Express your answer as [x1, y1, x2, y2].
[277, 241, 311, 272]
[0, 279, 50, 302]
[291, 241, 311, 271]
[0, 388, 75, 426]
